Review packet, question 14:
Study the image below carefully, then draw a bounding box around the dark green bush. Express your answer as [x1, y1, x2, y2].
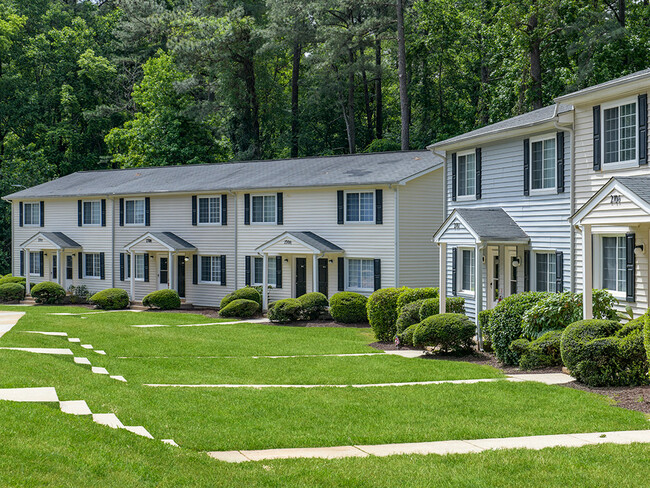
[329, 292, 368, 323]
[220, 287, 262, 309]
[645, 312, 650, 368]
[413, 313, 475, 353]
[396, 287, 438, 314]
[509, 330, 563, 370]
[268, 298, 301, 323]
[418, 297, 466, 321]
[296, 292, 329, 320]
[396, 323, 419, 347]
[395, 299, 425, 333]
[367, 287, 404, 342]
[0, 283, 25, 302]
[142, 289, 181, 310]
[67, 285, 90, 304]
[486, 292, 549, 365]
[90, 288, 130, 310]
[478, 309, 494, 351]
[0, 275, 26, 286]
[31, 281, 66, 304]
[219, 298, 259, 318]
[561, 318, 649, 386]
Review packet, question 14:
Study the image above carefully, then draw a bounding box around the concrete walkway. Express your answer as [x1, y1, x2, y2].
[0, 312, 25, 339]
[131, 318, 271, 328]
[207, 429, 650, 463]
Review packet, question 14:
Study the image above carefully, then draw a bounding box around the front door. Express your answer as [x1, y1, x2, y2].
[177, 256, 186, 298]
[318, 258, 328, 296]
[487, 247, 500, 308]
[159, 257, 169, 290]
[52, 255, 58, 281]
[295, 257, 307, 298]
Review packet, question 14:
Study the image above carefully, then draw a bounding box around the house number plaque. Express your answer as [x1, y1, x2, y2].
[283, 240, 292, 245]
[610, 194, 622, 205]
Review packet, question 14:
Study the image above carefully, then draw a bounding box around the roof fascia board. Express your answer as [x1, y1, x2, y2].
[19, 233, 62, 250]
[433, 210, 481, 243]
[123, 232, 175, 252]
[255, 232, 321, 254]
[556, 76, 650, 105]
[571, 179, 650, 224]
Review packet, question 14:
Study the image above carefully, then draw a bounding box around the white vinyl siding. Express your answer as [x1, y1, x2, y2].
[535, 252, 556, 292]
[601, 236, 626, 293]
[24, 203, 40, 226]
[198, 197, 220, 224]
[84, 253, 101, 279]
[460, 248, 475, 293]
[531, 137, 555, 190]
[125, 199, 145, 225]
[604, 101, 637, 165]
[457, 152, 476, 198]
[200, 256, 221, 283]
[347, 258, 374, 291]
[83, 201, 101, 226]
[29, 252, 41, 276]
[254, 257, 277, 286]
[252, 195, 276, 224]
[345, 191, 374, 222]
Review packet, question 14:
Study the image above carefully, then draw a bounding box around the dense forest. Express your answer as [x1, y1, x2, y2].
[1, 0, 649, 273]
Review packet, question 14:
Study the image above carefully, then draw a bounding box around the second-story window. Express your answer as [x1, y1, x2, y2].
[83, 201, 101, 225]
[24, 203, 40, 226]
[346, 191, 374, 222]
[125, 199, 145, 225]
[252, 195, 276, 224]
[531, 137, 556, 190]
[198, 197, 220, 224]
[604, 100, 637, 165]
[457, 153, 476, 197]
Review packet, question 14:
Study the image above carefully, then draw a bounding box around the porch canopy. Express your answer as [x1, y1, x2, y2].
[571, 176, 650, 318]
[20, 232, 82, 287]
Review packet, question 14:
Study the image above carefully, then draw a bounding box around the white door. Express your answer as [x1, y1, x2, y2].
[158, 256, 169, 290]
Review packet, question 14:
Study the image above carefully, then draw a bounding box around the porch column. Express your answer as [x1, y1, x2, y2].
[129, 250, 135, 301]
[439, 243, 447, 314]
[57, 250, 62, 286]
[582, 224, 593, 319]
[313, 254, 318, 294]
[262, 253, 268, 311]
[475, 244, 484, 350]
[168, 251, 173, 290]
[25, 250, 31, 295]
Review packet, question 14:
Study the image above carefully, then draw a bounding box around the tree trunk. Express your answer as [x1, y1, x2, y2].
[528, 13, 543, 110]
[396, 0, 409, 150]
[291, 41, 301, 158]
[346, 48, 356, 154]
[375, 38, 383, 140]
[362, 62, 373, 147]
[618, 0, 626, 27]
[243, 55, 261, 158]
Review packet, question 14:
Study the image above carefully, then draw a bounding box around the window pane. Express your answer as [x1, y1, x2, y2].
[465, 154, 475, 196]
[346, 193, 359, 221]
[361, 260, 374, 289]
[604, 107, 619, 164]
[360, 193, 374, 221]
[619, 103, 636, 162]
[531, 141, 543, 189]
[268, 259, 277, 286]
[617, 236, 626, 293]
[457, 156, 467, 197]
[134, 200, 145, 224]
[125, 200, 134, 224]
[543, 139, 555, 189]
[264, 196, 276, 222]
[462, 250, 475, 291]
[30, 252, 40, 274]
[134, 254, 145, 279]
[24, 203, 39, 225]
[84, 201, 100, 225]
[252, 196, 263, 222]
[348, 259, 361, 289]
[548, 254, 556, 293]
[602, 237, 617, 291]
[199, 198, 209, 223]
[536, 253, 548, 291]
[254, 257, 263, 284]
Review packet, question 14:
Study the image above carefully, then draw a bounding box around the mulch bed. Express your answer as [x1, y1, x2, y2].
[564, 382, 650, 415]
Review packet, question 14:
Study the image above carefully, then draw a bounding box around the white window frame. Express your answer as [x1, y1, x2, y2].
[134, 254, 145, 281]
[124, 198, 146, 226]
[199, 255, 222, 284]
[533, 251, 556, 293]
[29, 252, 41, 276]
[456, 150, 476, 201]
[253, 257, 277, 287]
[198, 196, 221, 225]
[251, 194, 277, 224]
[593, 234, 627, 299]
[23, 202, 41, 227]
[529, 134, 557, 195]
[345, 258, 375, 292]
[82, 200, 102, 226]
[344, 190, 375, 224]
[601, 96, 638, 170]
[458, 248, 475, 295]
[84, 253, 101, 279]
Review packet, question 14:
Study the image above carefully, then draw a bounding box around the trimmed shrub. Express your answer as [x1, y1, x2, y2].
[645, 313, 650, 368]
[67, 285, 90, 304]
[297, 292, 329, 320]
[396, 287, 438, 314]
[561, 318, 649, 386]
[142, 289, 181, 310]
[268, 298, 302, 323]
[419, 297, 466, 321]
[31, 281, 66, 304]
[220, 287, 262, 309]
[329, 292, 368, 324]
[413, 313, 475, 353]
[367, 287, 404, 342]
[0, 283, 25, 302]
[509, 330, 563, 370]
[396, 323, 419, 347]
[478, 309, 494, 351]
[396, 299, 425, 333]
[0, 275, 26, 286]
[90, 288, 130, 310]
[486, 292, 549, 365]
[219, 298, 259, 318]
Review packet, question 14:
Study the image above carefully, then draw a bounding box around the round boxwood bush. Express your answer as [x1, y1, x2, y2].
[297, 292, 329, 320]
[219, 298, 259, 319]
[220, 287, 262, 309]
[268, 298, 302, 323]
[396, 323, 419, 348]
[90, 288, 130, 310]
[142, 289, 181, 310]
[329, 292, 368, 323]
[419, 297, 466, 321]
[413, 313, 475, 353]
[0, 282, 25, 302]
[367, 287, 404, 342]
[396, 287, 438, 314]
[561, 318, 649, 386]
[0, 275, 26, 286]
[509, 330, 563, 370]
[30, 281, 66, 304]
[395, 299, 425, 333]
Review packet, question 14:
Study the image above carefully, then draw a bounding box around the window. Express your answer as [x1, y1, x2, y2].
[457, 153, 476, 197]
[253, 257, 277, 286]
[84, 253, 101, 278]
[252, 195, 276, 223]
[603, 101, 637, 165]
[602, 236, 626, 293]
[125, 199, 145, 225]
[201, 256, 222, 283]
[24, 203, 40, 226]
[124, 254, 131, 280]
[535, 253, 556, 292]
[29, 252, 41, 276]
[83, 201, 101, 225]
[198, 197, 220, 224]
[531, 137, 556, 190]
[460, 249, 475, 292]
[347, 259, 374, 291]
[134, 254, 145, 281]
[346, 192, 374, 222]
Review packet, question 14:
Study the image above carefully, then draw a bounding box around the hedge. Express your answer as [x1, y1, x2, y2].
[297, 292, 329, 320]
[268, 298, 302, 323]
[413, 313, 475, 353]
[220, 299, 259, 318]
[90, 288, 130, 310]
[329, 292, 368, 323]
[367, 287, 404, 341]
[396, 323, 419, 348]
[418, 297, 465, 321]
[220, 287, 262, 309]
[396, 287, 438, 314]
[0, 275, 26, 286]
[509, 330, 563, 370]
[478, 309, 494, 352]
[142, 289, 181, 310]
[395, 299, 425, 333]
[31, 281, 66, 304]
[0, 283, 25, 302]
[645, 312, 650, 369]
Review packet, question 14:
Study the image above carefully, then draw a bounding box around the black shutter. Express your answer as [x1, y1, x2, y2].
[451, 153, 457, 201]
[220, 255, 226, 286]
[556, 132, 565, 193]
[245, 256, 251, 285]
[39, 201, 44, 227]
[555, 251, 564, 292]
[52, 255, 57, 280]
[337, 190, 344, 224]
[78, 200, 83, 227]
[276, 192, 283, 225]
[119, 253, 125, 281]
[523, 139, 530, 196]
[78, 252, 83, 279]
[626, 233, 636, 302]
[192, 255, 198, 285]
[276, 256, 282, 288]
[337, 257, 345, 291]
[99, 252, 105, 280]
[244, 194, 250, 225]
[593, 105, 601, 170]
[524, 250, 530, 292]
[119, 198, 124, 226]
[191, 196, 197, 226]
[451, 247, 457, 296]
[19, 202, 23, 227]
[20, 250, 24, 277]
[101, 199, 106, 227]
[221, 194, 227, 225]
[373, 259, 381, 291]
[475, 148, 482, 199]
[39, 251, 44, 277]
[143, 253, 149, 282]
[145, 197, 151, 226]
[375, 189, 383, 224]
[639, 94, 648, 166]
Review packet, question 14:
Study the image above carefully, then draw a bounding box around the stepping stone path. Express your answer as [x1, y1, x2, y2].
[0, 347, 73, 356]
[24, 331, 67, 337]
[0, 312, 25, 339]
[74, 357, 91, 365]
[132, 318, 271, 328]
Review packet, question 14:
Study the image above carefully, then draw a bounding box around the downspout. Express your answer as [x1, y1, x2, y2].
[429, 147, 448, 219]
[111, 197, 116, 288]
[229, 191, 238, 290]
[392, 184, 399, 286]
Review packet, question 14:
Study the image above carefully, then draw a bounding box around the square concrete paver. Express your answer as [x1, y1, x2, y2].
[0, 347, 73, 355]
[59, 400, 92, 415]
[81, 344, 93, 349]
[466, 434, 589, 451]
[95, 350, 107, 355]
[356, 440, 484, 457]
[162, 439, 179, 447]
[68, 338, 81, 343]
[124, 426, 154, 439]
[74, 357, 91, 365]
[91, 366, 109, 375]
[0, 387, 59, 402]
[241, 446, 368, 461]
[207, 451, 250, 463]
[110, 375, 127, 382]
[25, 331, 68, 337]
[92, 413, 124, 429]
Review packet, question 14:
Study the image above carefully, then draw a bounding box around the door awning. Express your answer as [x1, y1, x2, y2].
[256, 231, 344, 255]
[124, 232, 197, 252]
[433, 208, 529, 245]
[20, 232, 82, 251]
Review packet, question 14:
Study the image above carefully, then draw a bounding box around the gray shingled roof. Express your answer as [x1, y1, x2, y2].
[21, 232, 82, 249]
[614, 176, 650, 207]
[429, 104, 573, 149]
[3, 151, 440, 200]
[455, 208, 529, 242]
[149, 232, 196, 251]
[556, 68, 650, 102]
[290, 232, 343, 252]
